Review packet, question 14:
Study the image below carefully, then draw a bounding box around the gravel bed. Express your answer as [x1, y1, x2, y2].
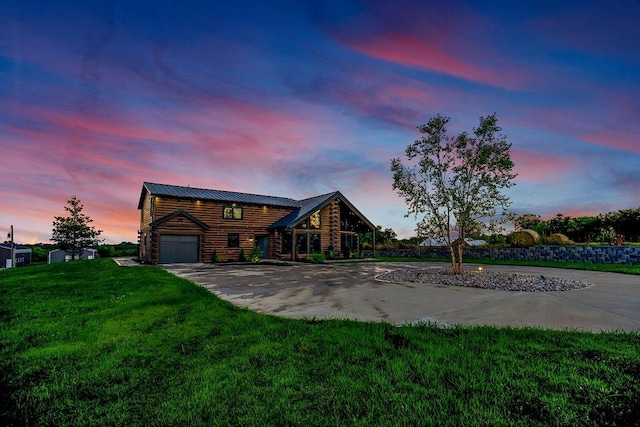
[377, 268, 591, 292]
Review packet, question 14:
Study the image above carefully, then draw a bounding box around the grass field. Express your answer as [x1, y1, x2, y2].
[1, 259, 639, 425]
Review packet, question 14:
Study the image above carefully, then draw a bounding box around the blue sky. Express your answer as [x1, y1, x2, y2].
[1, 0, 639, 243]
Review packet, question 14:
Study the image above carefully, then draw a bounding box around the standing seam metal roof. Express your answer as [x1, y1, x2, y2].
[140, 182, 374, 231]
[142, 182, 301, 208]
[268, 192, 338, 229]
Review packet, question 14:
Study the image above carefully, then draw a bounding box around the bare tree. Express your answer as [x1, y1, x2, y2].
[391, 113, 517, 274]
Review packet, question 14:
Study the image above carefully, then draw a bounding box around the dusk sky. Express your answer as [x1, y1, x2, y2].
[2, 0, 639, 244]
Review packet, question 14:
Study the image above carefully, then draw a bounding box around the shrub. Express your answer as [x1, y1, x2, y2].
[546, 233, 574, 245]
[397, 242, 419, 250]
[374, 243, 394, 251]
[509, 229, 541, 247]
[482, 234, 508, 246]
[212, 250, 219, 263]
[610, 234, 625, 246]
[238, 249, 246, 262]
[307, 252, 326, 263]
[98, 245, 116, 258]
[344, 245, 352, 260]
[30, 246, 48, 262]
[326, 245, 336, 260]
[590, 226, 625, 245]
[249, 246, 263, 263]
[113, 242, 139, 256]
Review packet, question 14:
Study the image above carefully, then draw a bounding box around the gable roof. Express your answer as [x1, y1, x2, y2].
[150, 209, 210, 229]
[139, 182, 375, 231]
[269, 192, 338, 229]
[269, 191, 375, 230]
[139, 182, 300, 209]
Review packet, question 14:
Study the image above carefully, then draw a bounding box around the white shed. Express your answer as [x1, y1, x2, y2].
[48, 248, 99, 264]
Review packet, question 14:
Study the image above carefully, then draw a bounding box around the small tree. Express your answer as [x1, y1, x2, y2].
[51, 196, 103, 260]
[391, 113, 517, 274]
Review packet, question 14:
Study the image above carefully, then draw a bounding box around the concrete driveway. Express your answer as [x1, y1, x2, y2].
[160, 262, 640, 332]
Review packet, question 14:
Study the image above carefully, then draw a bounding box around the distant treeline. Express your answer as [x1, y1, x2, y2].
[512, 208, 640, 243]
[24, 242, 139, 263]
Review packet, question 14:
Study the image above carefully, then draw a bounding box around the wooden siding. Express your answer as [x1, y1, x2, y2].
[139, 192, 153, 261]
[139, 188, 372, 263]
[142, 194, 295, 262]
[328, 199, 341, 256]
[140, 192, 153, 226]
[276, 201, 341, 261]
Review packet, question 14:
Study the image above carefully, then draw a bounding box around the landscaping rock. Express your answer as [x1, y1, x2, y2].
[377, 268, 591, 292]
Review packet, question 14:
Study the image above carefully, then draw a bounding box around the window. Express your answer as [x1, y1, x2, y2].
[296, 234, 308, 254]
[309, 210, 321, 229]
[281, 232, 292, 254]
[228, 233, 240, 248]
[341, 233, 358, 253]
[310, 233, 321, 252]
[296, 210, 321, 229]
[282, 232, 321, 255]
[223, 206, 243, 220]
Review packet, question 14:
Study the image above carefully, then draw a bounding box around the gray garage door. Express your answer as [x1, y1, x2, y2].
[159, 235, 199, 263]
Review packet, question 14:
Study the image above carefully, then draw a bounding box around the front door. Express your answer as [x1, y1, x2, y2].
[256, 236, 268, 259]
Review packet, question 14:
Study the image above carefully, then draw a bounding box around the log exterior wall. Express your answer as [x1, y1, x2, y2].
[139, 192, 153, 262]
[328, 200, 341, 257]
[140, 195, 295, 263]
[138, 186, 374, 263]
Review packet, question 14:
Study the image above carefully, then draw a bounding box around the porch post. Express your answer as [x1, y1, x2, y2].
[372, 226, 376, 258]
[291, 229, 296, 262]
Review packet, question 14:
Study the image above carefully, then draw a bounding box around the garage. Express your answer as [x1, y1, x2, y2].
[158, 235, 199, 263]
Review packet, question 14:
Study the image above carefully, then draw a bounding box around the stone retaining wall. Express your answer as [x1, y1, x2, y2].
[364, 245, 640, 264]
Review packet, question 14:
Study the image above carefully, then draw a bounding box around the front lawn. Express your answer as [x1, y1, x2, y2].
[1, 260, 638, 425]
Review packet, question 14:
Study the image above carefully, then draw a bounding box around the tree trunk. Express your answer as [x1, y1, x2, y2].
[456, 242, 464, 275]
[448, 244, 456, 274]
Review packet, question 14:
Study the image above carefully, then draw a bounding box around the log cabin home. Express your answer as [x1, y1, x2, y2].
[138, 182, 376, 263]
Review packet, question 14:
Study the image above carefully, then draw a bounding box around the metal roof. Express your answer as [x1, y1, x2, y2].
[269, 192, 338, 229]
[139, 182, 375, 231]
[0, 243, 31, 250]
[140, 182, 301, 208]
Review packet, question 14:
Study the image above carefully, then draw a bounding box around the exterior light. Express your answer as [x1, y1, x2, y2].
[477, 266, 483, 272]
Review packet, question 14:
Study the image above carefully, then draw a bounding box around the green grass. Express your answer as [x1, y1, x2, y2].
[1, 260, 639, 425]
[353, 256, 640, 275]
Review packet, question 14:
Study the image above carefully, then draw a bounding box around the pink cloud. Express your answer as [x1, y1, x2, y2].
[509, 87, 640, 155]
[582, 132, 640, 154]
[579, 92, 640, 153]
[31, 107, 182, 144]
[1, 117, 163, 190]
[326, 2, 534, 93]
[177, 98, 319, 158]
[511, 149, 579, 184]
[2, 95, 351, 241]
[343, 32, 512, 87]
[309, 67, 473, 130]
